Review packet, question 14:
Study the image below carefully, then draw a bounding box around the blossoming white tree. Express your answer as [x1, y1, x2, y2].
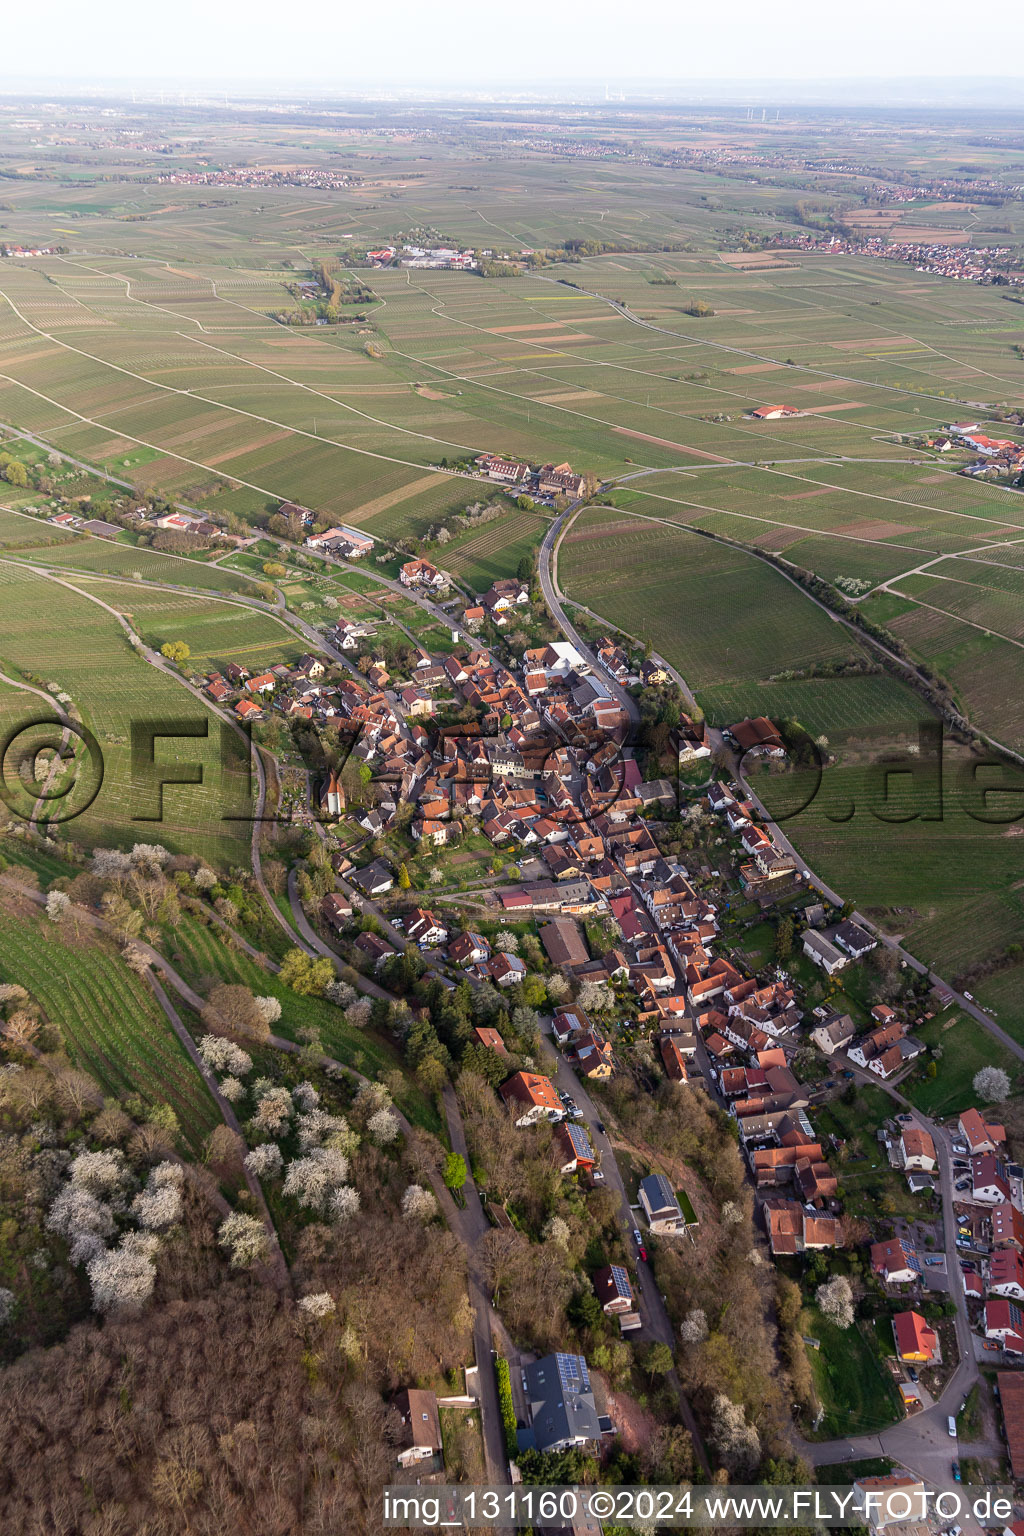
[330, 1186, 361, 1223]
[401, 1184, 437, 1222]
[218, 1211, 269, 1268]
[367, 1107, 400, 1146]
[87, 1232, 159, 1315]
[298, 1292, 336, 1318]
[974, 1065, 1011, 1103]
[244, 1143, 284, 1179]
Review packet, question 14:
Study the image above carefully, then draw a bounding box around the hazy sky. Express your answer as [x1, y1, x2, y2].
[3, 0, 1024, 89]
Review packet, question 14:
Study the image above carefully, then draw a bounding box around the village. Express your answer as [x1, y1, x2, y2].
[170, 500, 1024, 1520]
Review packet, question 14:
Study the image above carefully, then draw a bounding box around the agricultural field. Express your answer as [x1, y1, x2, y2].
[901, 1012, 1022, 1118]
[162, 914, 441, 1133]
[0, 894, 221, 1154]
[71, 582, 308, 673]
[0, 562, 254, 865]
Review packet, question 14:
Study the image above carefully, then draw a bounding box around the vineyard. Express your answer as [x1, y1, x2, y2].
[0, 901, 222, 1154]
[163, 915, 441, 1133]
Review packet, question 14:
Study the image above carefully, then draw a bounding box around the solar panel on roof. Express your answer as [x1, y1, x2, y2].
[556, 1352, 590, 1392]
[609, 1264, 631, 1297]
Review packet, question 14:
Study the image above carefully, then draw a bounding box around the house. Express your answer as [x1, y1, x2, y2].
[750, 404, 798, 420]
[551, 1006, 591, 1047]
[474, 1026, 508, 1056]
[660, 1035, 690, 1084]
[400, 558, 446, 590]
[959, 1107, 1006, 1156]
[572, 1029, 614, 1080]
[393, 1388, 441, 1468]
[246, 671, 277, 696]
[500, 1071, 563, 1126]
[853, 1474, 927, 1532]
[488, 953, 527, 988]
[348, 859, 394, 897]
[539, 917, 589, 969]
[641, 658, 669, 687]
[972, 1152, 1011, 1205]
[320, 892, 353, 931]
[833, 920, 876, 959]
[555, 1121, 595, 1173]
[405, 908, 448, 947]
[892, 1310, 937, 1363]
[234, 698, 262, 720]
[449, 931, 490, 967]
[762, 1198, 840, 1255]
[593, 1264, 635, 1315]
[998, 1371, 1024, 1480]
[993, 1202, 1024, 1252]
[729, 716, 785, 757]
[354, 931, 395, 969]
[522, 1353, 601, 1454]
[985, 1298, 1024, 1354]
[462, 605, 485, 630]
[989, 1250, 1024, 1301]
[870, 1238, 918, 1286]
[802, 931, 848, 976]
[810, 1011, 856, 1057]
[638, 1172, 686, 1235]
[898, 1127, 936, 1173]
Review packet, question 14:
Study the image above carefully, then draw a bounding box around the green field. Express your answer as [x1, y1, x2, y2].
[0, 562, 253, 865]
[901, 1013, 1021, 1118]
[162, 914, 442, 1134]
[0, 902, 221, 1154]
[802, 1305, 904, 1439]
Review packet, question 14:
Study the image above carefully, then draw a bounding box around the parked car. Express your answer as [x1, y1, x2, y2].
[925, 1257, 944, 1267]
[963, 992, 974, 1002]
[907, 1366, 919, 1383]
[632, 1230, 648, 1263]
[596, 1122, 605, 1134]
[951, 1460, 961, 1482]
[590, 1169, 605, 1184]
[955, 1178, 971, 1191]
[948, 1417, 957, 1439]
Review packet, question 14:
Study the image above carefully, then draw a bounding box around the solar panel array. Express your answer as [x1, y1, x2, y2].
[609, 1264, 632, 1298]
[556, 1352, 590, 1393]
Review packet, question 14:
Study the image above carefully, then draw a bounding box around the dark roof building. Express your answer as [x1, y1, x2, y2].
[522, 1353, 601, 1453]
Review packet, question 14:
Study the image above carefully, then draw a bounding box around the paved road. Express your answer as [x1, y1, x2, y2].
[538, 510, 640, 729]
[535, 1023, 711, 1474]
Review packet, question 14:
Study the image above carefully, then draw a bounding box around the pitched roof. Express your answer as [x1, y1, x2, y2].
[892, 1310, 937, 1360]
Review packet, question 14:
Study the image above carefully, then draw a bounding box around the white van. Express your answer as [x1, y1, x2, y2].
[947, 1416, 957, 1438]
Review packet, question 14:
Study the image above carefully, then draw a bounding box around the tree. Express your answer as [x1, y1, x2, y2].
[816, 1274, 854, 1330]
[244, 1143, 284, 1179]
[367, 1107, 400, 1145]
[330, 1185, 361, 1222]
[679, 1307, 709, 1344]
[278, 949, 334, 997]
[641, 1341, 674, 1379]
[45, 890, 71, 922]
[198, 1034, 254, 1076]
[443, 1152, 467, 1192]
[218, 1211, 269, 1268]
[297, 1292, 335, 1318]
[254, 996, 282, 1028]
[87, 1234, 158, 1315]
[160, 641, 191, 665]
[709, 1393, 761, 1478]
[262, 562, 287, 578]
[397, 862, 412, 891]
[974, 1065, 1011, 1103]
[775, 916, 794, 963]
[401, 1184, 437, 1221]
[201, 984, 269, 1043]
